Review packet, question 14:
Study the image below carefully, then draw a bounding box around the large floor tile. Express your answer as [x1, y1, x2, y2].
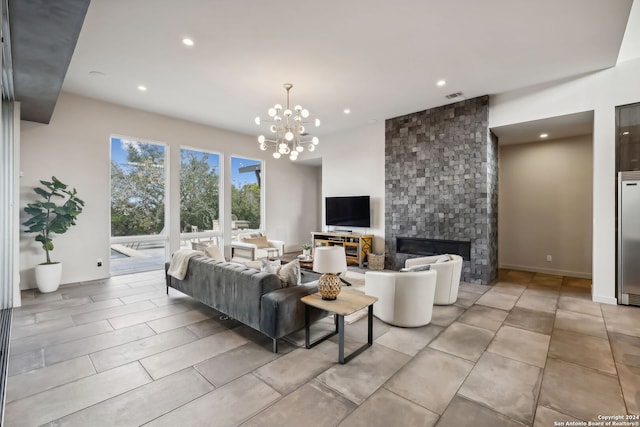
[107, 303, 190, 329]
[490, 282, 527, 297]
[339, 387, 439, 427]
[195, 341, 280, 387]
[4, 362, 152, 426]
[475, 290, 519, 311]
[502, 270, 534, 284]
[375, 323, 443, 356]
[523, 285, 560, 299]
[146, 309, 212, 333]
[617, 362, 640, 415]
[11, 316, 75, 340]
[145, 374, 281, 427]
[504, 307, 555, 335]
[453, 289, 482, 308]
[8, 348, 44, 376]
[487, 325, 550, 368]
[6, 356, 95, 402]
[515, 293, 557, 314]
[13, 296, 92, 317]
[539, 358, 626, 421]
[554, 309, 607, 339]
[430, 305, 465, 327]
[317, 344, 410, 405]
[10, 320, 114, 356]
[437, 395, 528, 427]
[602, 304, 640, 338]
[459, 352, 542, 424]
[384, 347, 474, 414]
[51, 368, 213, 427]
[562, 276, 592, 289]
[140, 329, 248, 379]
[533, 405, 584, 427]
[530, 273, 563, 288]
[428, 321, 495, 362]
[609, 331, 640, 367]
[557, 295, 602, 317]
[71, 301, 156, 325]
[548, 329, 616, 374]
[458, 282, 491, 295]
[243, 380, 355, 427]
[254, 347, 334, 395]
[457, 304, 508, 332]
[35, 298, 124, 322]
[90, 327, 198, 372]
[185, 317, 231, 338]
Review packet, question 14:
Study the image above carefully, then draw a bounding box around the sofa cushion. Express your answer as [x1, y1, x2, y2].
[400, 264, 431, 273]
[278, 259, 301, 287]
[261, 259, 281, 274]
[242, 235, 270, 248]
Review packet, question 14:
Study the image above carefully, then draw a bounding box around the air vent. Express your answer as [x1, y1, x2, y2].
[445, 92, 464, 100]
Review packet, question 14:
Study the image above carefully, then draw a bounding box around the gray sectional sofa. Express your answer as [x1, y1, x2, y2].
[165, 255, 326, 352]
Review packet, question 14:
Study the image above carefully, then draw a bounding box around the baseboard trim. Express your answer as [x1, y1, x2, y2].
[499, 264, 592, 279]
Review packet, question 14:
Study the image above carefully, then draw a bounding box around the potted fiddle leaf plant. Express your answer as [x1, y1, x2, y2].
[23, 176, 84, 293]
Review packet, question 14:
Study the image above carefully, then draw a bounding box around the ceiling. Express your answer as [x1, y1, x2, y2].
[12, 0, 638, 142]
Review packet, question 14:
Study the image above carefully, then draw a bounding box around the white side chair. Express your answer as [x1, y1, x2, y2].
[230, 232, 285, 262]
[364, 270, 437, 327]
[405, 254, 463, 305]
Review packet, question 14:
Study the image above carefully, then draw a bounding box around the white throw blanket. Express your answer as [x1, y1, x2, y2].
[167, 249, 202, 280]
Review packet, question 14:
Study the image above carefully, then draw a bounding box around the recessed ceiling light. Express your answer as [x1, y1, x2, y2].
[137, 85, 147, 92]
[437, 79, 446, 87]
[539, 133, 548, 138]
[623, 131, 630, 135]
[343, 108, 351, 114]
[182, 38, 194, 47]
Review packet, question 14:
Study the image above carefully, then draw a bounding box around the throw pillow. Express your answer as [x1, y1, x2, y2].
[203, 245, 225, 262]
[243, 236, 270, 248]
[399, 264, 431, 272]
[436, 255, 450, 263]
[278, 259, 301, 287]
[261, 259, 280, 274]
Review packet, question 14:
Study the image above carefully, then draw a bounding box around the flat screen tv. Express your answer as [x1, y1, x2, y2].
[325, 196, 370, 228]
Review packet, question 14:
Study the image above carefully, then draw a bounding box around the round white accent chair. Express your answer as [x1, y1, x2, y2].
[364, 270, 437, 327]
[405, 254, 463, 305]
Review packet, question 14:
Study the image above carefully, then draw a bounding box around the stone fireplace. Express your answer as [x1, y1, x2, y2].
[384, 96, 498, 284]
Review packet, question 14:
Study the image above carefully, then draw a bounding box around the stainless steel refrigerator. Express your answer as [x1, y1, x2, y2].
[618, 171, 640, 305]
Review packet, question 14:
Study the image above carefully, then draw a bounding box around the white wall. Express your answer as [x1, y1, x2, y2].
[316, 122, 386, 252]
[19, 92, 319, 289]
[499, 135, 593, 277]
[490, 56, 640, 304]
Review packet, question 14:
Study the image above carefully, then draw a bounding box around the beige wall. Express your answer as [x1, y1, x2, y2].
[498, 135, 593, 277]
[19, 92, 320, 289]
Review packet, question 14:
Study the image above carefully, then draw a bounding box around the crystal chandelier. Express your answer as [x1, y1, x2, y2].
[255, 83, 320, 160]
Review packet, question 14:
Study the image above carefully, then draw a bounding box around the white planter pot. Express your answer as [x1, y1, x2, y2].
[303, 249, 311, 259]
[35, 263, 63, 293]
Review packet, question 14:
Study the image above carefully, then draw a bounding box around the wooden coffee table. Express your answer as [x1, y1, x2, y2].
[299, 257, 313, 270]
[301, 290, 378, 364]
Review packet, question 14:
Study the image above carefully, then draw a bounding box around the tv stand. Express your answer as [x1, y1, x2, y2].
[312, 232, 373, 268]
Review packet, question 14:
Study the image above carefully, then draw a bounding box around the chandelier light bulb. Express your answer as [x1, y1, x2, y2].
[258, 135, 265, 143]
[285, 131, 294, 141]
[290, 153, 298, 161]
[296, 146, 304, 152]
[270, 125, 277, 133]
[284, 109, 292, 117]
[294, 105, 302, 111]
[299, 125, 305, 133]
[274, 104, 282, 110]
[312, 136, 319, 145]
[255, 116, 261, 125]
[315, 118, 321, 127]
[308, 144, 315, 152]
[274, 116, 282, 122]
[268, 108, 276, 117]
[294, 116, 301, 122]
[301, 109, 309, 118]
[260, 143, 267, 151]
[273, 152, 281, 159]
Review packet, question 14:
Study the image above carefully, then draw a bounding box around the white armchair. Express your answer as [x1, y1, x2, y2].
[364, 270, 437, 327]
[230, 232, 285, 262]
[405, 254, 463, 305]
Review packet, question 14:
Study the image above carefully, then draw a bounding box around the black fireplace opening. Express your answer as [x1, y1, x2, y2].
[397, 237, 471, 260]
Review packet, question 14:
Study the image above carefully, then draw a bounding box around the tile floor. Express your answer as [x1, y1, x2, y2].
[5, 269, 640, 426]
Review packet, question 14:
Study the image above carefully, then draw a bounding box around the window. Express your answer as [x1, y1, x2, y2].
[110, 136, 167, 274]
[230, 156, 262, 231]
[180, 148, 221, 245]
